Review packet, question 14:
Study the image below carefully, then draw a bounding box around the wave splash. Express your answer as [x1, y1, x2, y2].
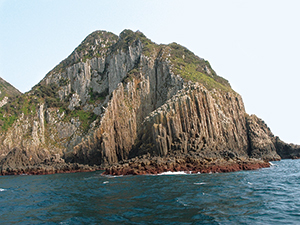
[157, 171, 191, 175]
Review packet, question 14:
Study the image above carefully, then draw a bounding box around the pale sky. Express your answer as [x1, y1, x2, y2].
[0, 0, 299, 144]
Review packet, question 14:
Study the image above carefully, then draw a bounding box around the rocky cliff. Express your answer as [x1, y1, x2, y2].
[0, 29, 299, 175]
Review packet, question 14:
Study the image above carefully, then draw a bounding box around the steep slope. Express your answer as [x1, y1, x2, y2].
[0, 29, 298, 175]
[0, 77, 21, 107]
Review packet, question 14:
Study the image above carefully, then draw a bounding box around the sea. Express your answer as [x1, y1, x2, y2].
[1, 159, 300, 225]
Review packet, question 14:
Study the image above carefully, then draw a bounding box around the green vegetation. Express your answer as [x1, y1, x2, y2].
[122, 62, 141, 84]
[34, 83, 67, 108]
[63, 109, 97, 133]
[34, 83, 98, 133]
[88, 88, 108, 104]
[0, 79, 97, 132]
[0, 77, 21, 101]
[0, 114, 17, 131]
[0, 95, 39, 131]
[112, 30, 158, 57]
[168, 42, 232, 92]
[59, 78, 69, 86]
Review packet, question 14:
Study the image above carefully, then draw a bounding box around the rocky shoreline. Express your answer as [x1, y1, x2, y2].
[102, 154, 271, 176]
[0, 147, 101, 176]
[0, 155, 271, 176]
[0, 163, 101, 176]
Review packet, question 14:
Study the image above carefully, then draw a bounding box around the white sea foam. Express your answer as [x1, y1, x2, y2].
[176, 199, 188, 207]
[194, 182, 206, 185]
[103, 181, 109, 184]
[101, 174, 124, 178]
[157, 171, 190, 175]
[0, 188, 6, 192]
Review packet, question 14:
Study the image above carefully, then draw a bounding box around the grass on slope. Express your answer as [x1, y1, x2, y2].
[168, 42, 232, 92]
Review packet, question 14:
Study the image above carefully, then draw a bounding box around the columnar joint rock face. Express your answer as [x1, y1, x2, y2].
[133, 84, 250, 159]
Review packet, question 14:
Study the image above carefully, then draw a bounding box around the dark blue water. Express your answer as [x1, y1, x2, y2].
[1, 160, 300, 224]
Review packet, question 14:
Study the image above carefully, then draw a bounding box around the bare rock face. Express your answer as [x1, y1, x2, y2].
[0, 147, 47, 169]
[274, 137, 300, 159]
[0, 29, 297, 175]
[246, 115, 281, 161]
